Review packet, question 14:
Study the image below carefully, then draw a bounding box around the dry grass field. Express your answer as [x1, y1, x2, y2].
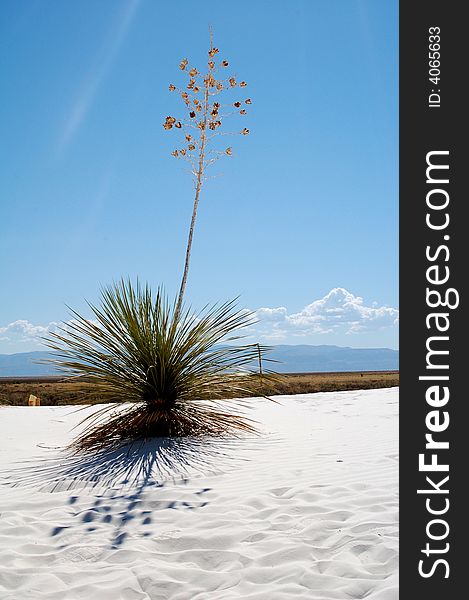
[0, 371, 398, 406]
[251, 371, 399, 396]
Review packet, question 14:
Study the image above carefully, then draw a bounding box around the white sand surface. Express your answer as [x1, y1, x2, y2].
[0, 388, 398, 600]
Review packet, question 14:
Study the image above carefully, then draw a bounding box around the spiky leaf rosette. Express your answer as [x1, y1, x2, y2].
[44, 279, 272, 452]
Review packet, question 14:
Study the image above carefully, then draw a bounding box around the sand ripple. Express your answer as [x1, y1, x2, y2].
[0, 388, 398, 599]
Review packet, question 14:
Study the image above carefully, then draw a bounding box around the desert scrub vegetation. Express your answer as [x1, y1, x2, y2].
[0, 372, 399, 407]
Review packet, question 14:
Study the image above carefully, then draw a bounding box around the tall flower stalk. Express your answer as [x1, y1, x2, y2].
[164, 32, 251, 317]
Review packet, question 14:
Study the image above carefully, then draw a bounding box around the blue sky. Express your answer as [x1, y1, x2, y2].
[0, 0, 398, 353]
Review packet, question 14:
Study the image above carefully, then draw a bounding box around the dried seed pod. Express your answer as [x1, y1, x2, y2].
[208, 47, 219, 57]
[175, 121, 182, 128]
[179, 58, 188, 70]
[229, 77, 236, 87]
[189, 111, 196, 118]
[225, 147, 232, 155]
[163, 115, 176, 129]
[196, 105, 202, 112]
[240, 109, 246, 115]
[239, 81, 247, 87]
[241, 127, 249, 135]
[216, 82, 223, 91]
[222, 60, 229, 67]
[180, 148, 186, 156]
[193, 86, 199, 93]
[171, 150, 179, 157]
[233, 101, 241, 108]
[189, 68, 198, 77]
[169, 84, 176, 92]
[185, 134, 192, 141]
[245, 98, 252, 104]
[208, 60, 215, 69]
[213, 102, 220, 109]
[209, 122, 216, 130]
[188, 144, 195, 151]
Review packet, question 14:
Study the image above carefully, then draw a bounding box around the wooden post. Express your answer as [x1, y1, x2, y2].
[257, 343, 263, 377]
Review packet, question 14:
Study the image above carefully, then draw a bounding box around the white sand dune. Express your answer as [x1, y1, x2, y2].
[0, 388, 398, 599]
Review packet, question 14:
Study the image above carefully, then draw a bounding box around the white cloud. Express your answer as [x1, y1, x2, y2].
[255, 307, 288, 321]
[251, 288, 398, 342]
[0, 320, 59, 348]
[0, 318, 99, 352]
[0, 289, 398, 353]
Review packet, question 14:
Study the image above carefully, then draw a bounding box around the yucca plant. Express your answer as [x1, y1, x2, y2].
[43, 34, 272, 453]
[45, 279, 272, 452]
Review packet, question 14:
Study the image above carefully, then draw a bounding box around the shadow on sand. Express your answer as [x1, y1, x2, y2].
[3, 436, 241, 492]
[1, 437, 246, 549]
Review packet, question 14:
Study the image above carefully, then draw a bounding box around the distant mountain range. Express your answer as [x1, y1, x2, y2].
[0, 352, 58, 377]
[0, 346, 398, 377]
[266, 345, 398, 373]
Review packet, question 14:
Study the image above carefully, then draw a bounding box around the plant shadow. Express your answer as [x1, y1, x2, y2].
[2, 436, 242, 549]
[6, 436, 235, 490]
